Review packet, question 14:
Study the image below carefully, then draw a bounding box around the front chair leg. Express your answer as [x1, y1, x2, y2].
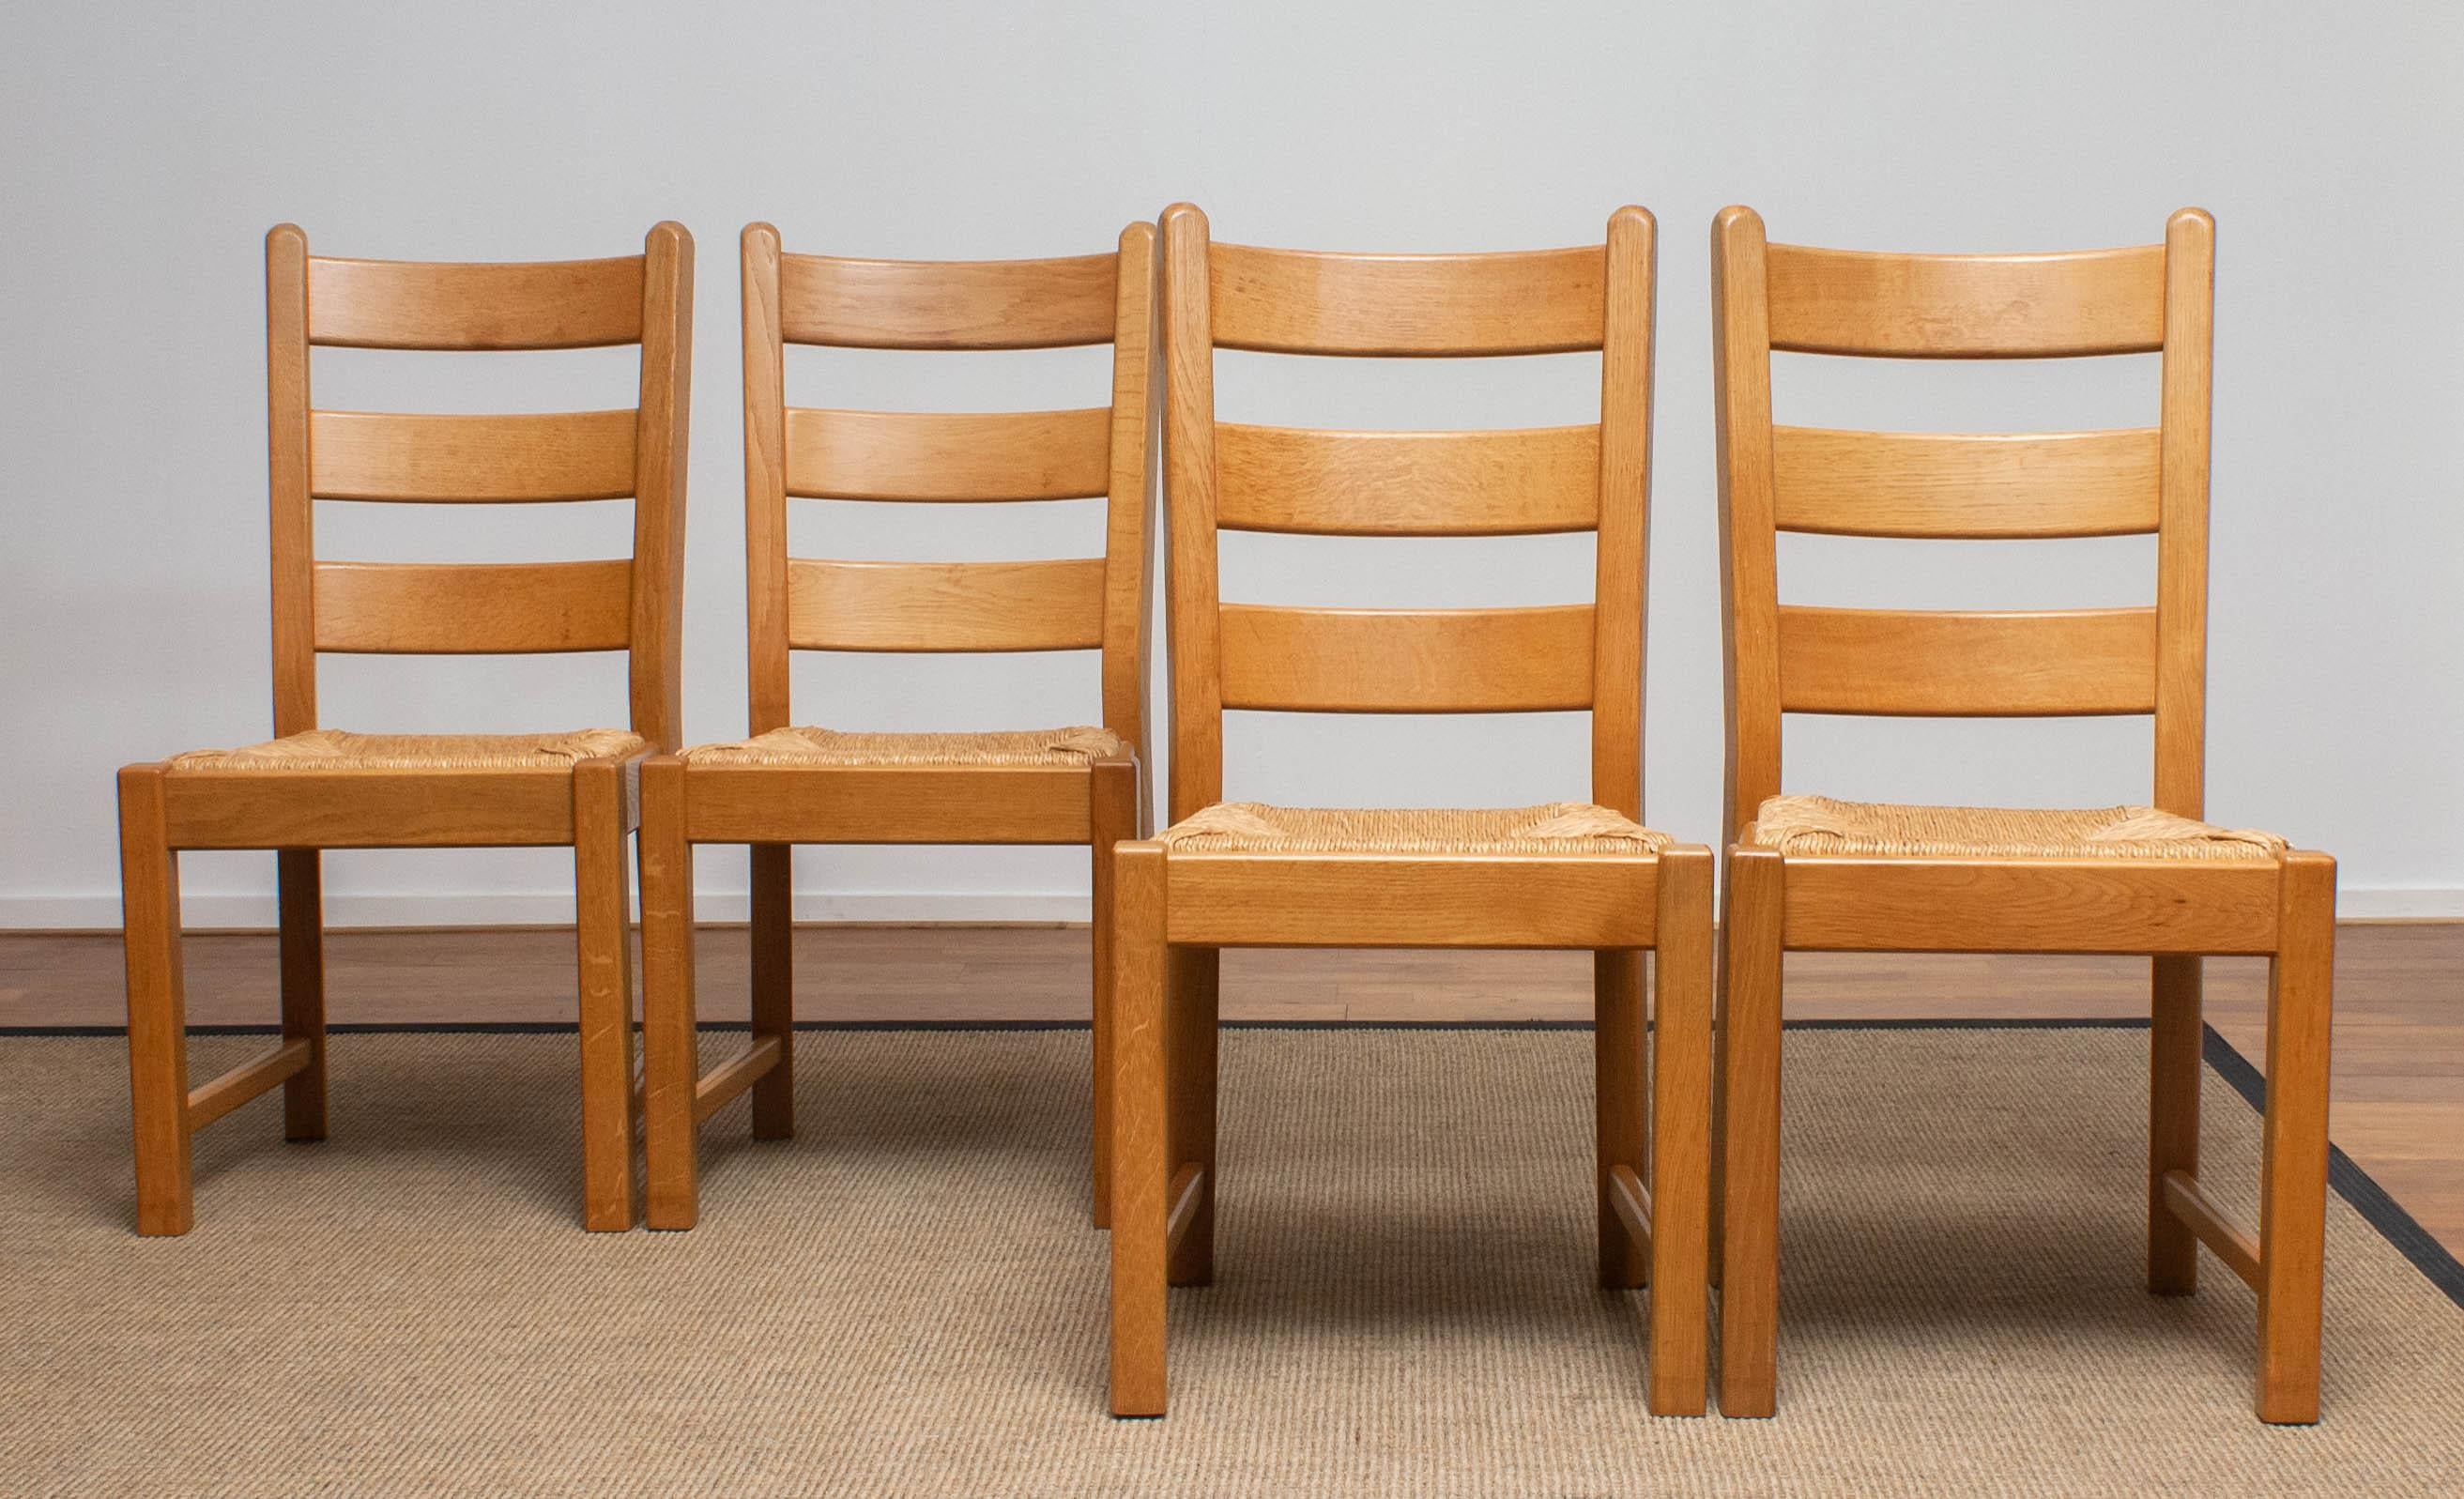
[573, 758, 638, 1231]
[1718, 847, 1784, 1417]
[119, 765, 193, 1236]
[639, 757, 700, 1231]
[2257, 850, 2335, 1423]
[1647, 846, 1714, 1415]
[1108, 840, 1171, 1416]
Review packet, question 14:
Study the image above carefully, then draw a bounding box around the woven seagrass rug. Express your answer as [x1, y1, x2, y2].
[3, 1023, 2458, 1496]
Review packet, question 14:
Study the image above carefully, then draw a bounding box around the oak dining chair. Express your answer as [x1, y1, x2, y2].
[1105, 203, 1712, 1418]
[1709, 206, 2335, 1422]
[635, 223, 1156, 1231]
[119, 222, 694, 1235]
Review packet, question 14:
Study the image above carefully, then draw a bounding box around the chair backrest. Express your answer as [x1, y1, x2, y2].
[265, 222, 695, 748]
[739, 223, 1158, 753]
[1711, 206, 2216, 842]
[1157, 204, 1657, 825]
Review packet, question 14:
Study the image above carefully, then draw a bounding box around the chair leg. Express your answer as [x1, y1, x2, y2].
[1109, 840, 1171, 1416]
[1647, 846, 1714, 1416]
[1595, 949, 1646, 1290]
[1166, 944, 1218, 1286]
[2148, 954, 2203, 1294]
[747, 842, 795, 1140]
[276, 849, 327, 1142]
[119, 765, 192, 1237]
[1089, 757, 1138, 1228]
[1718, 847, 1784, 1417]
[2257, 850, 2335, 1424]
[573, 759, 637, 1231]
[640, 758, 700, 1231]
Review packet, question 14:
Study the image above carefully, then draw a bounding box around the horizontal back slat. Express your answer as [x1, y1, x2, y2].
[308, 410, 638, 502]
[1763, 242, 2165, 358]
[1777, 604, 2157, 715]
[785, 558, 1106, 651]
[1216, 423, 1599, 536]
[313, 559, 634, 653]
[782, 407, 1111, 501]
[306, 255, 644, 350]
[1770, 426, 2161, 538]
[1210, 242, 1606, 356]
[1217, 604, 1596, 712]
[777, 252, 1116, 349]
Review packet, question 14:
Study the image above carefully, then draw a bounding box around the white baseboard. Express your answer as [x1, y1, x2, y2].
[2, 885, 2456, 930]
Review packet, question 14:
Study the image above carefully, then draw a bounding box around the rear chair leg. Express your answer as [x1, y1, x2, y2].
[573, 759, 637, 1231]
[277, 848, 327, 1142]
[1089, 756, 1138, 1228]
[747, 842, 794, 1140]
[2256, 851, 2334, 1424]
[1595, 948, 1646, 1290]
[1647, 846, 1713, 1416]
[1166, 944, 1218, 1286]
[1108, 840, 1170, 1416]
[640, 757, 701, 1230]
[2148, 954, 2202, 1294]
[1718, 848, 1783, 1417]
[120, 765, 193, 1236]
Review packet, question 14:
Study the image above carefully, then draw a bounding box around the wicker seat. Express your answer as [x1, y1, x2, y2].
[1159, 802, 1672, 857]
[167, 728, 647, 774]
[1747, 795, 2286, 862]
[680, 726, 1122, 769]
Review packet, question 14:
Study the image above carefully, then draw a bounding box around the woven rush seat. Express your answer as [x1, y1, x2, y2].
[1747, 795, 2287, 861]
[167, 728, 648, 773]
[1157, 802, 1673, 857]
[681, 725, 1124, 769]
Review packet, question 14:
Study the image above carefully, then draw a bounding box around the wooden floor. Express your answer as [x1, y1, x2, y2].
[4, 921, 2458, 1260]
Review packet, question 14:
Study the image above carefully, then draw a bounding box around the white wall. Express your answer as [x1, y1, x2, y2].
[4, 1, 2458, 926]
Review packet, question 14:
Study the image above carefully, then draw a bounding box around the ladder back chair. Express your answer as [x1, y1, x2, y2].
[635, 223, 1156, 1231]
[119, 222, 695, 1235]
[1107, 203, 1713, 1418]
[1710, 206, 2335, 1422]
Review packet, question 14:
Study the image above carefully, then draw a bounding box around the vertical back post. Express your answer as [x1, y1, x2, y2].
[1103, 222, 1160, 760]
[1591, 206, 1655, 818]
[1160, 204, 1225, 823]
[631, 221, 695, 749]
[2152, 208, 2215, 818]
[266, 225, 317, 738]
[742, 224, 793, 736]
[1712, 207, 1783, 842]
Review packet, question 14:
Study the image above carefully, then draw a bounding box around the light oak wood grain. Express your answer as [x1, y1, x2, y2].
[312, 559, 635, 654]
[1775, 605, 2158, 717]
[1763, 240, 2166, 359]
[1214, 423, 1599, 536]
[307, 409, 639, 502]
[306, 252, 647, 351]
[783, 558, 1105, 653]
[777, 251, 1117, 350]
[1770, 426, 2160, 539]
[1217, 604, 1596, 712]
[783, 407, 1111, 501]
[1209, 240, 1606, 356]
